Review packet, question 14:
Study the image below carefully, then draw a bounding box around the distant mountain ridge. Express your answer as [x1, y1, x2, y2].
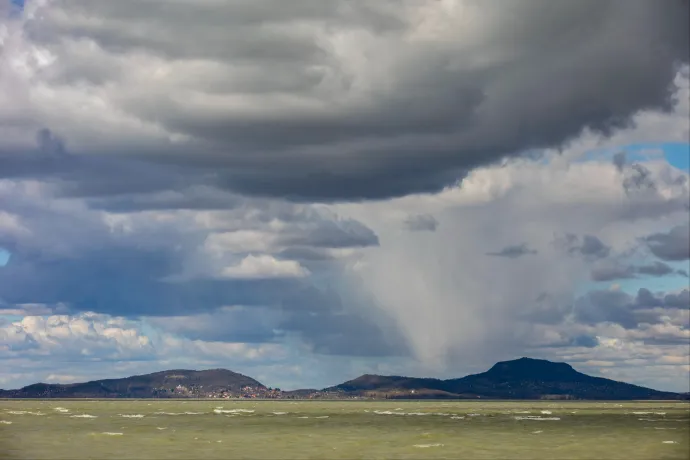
[1, 358, 686, 400]
[0, 369, 264, 399]
[329, 358, 687, 400]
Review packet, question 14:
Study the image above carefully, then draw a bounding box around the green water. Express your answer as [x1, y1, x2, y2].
[1, 400, 688, 459]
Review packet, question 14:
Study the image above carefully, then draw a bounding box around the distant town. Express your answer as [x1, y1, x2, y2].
[152, 384, 359, 400]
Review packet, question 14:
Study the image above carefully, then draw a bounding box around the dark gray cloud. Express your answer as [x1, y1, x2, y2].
[636, 261, 680, 277]
[613, 151, 627, 172]
[644, 224, 690, 261]
[486, 243, 537, 259]
[574, 287, 690, 329]
[36, 128, 67, 157]
[662, 289, 690, 309]
[1, 0, 687, 201]
[590, 264, 637, 282]
[283, 218, 379, 248]
[590, 261, 685, 281]
[578, 235, 612, 259]
[0, 179, 397, 358]
[556, 233, 611, 259]
[147, 284, 410, 357]
[403, 214, 439, 232]
[623, 163, 657, 195]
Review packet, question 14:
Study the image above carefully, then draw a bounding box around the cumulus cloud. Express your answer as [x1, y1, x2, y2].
[0, 313, 154, 360]
[219, 255, 310, 279]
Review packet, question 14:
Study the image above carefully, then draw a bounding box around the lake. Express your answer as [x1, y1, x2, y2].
[1, 400, 688, 459]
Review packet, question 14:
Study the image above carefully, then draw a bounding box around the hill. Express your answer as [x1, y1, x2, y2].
[0, 369, 264, 399]
[1, 358, 686, 400]
[328, 358, 686, 400]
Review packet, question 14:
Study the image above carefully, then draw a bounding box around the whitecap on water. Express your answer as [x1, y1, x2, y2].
[213, 409, 254, 414]
[662, 441, 677, 444]
[532, 430, 543, 434]
[414, 443, 444, 448]
[467, 413, 481, 417]
[70, 414, 98, 419]
[0, 420, 12, 425]
[272, 412, 288, 415]
[515, 416, 560, 421]
[297, 416, 309, 419]
[7, 410, 43, 416]
[156, 427, 167, 430]
[53, 407, 69, 413]
[632, 412, 653, 415]
[119, 414, 145, 418]
[314, 416, 329, 419]
[101, 432, 123, 436]
[450, 416, 465, 420]
[541, 410, 552, 415]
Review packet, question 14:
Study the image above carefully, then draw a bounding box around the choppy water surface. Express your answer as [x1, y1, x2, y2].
[1, 400, 688, 459]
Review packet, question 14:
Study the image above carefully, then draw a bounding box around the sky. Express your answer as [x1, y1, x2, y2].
[0, 0, 688, 393]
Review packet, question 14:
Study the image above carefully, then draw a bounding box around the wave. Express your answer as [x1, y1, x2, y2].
[515, 416, 560, 421]
[213, 409, 254, 414]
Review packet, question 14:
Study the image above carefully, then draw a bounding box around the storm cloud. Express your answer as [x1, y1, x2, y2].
[0, 0, 688, 201]
[644, 224, 690, 261]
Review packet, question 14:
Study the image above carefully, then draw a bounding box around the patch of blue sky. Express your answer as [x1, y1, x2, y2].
[513, 142, 687, 169]
[7, 0, 24, 17]
[663, 142, 690, 171]
[567, 142, 688, 170]
[0, 248, 11, 267]
[587, 274, 688, 296]
[0, 314, 24, 324]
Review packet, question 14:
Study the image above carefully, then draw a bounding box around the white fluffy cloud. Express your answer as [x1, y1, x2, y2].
[219, 255, 310, 279]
